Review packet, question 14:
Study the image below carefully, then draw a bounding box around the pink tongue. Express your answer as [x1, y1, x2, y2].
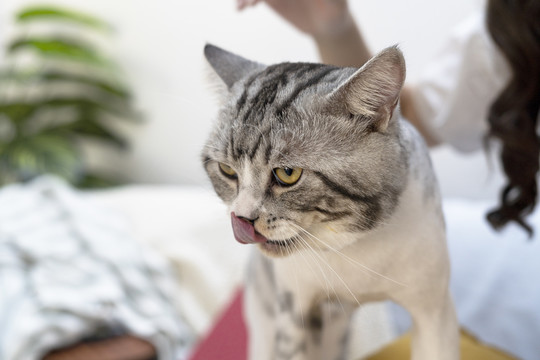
[231, 212, 268, 244]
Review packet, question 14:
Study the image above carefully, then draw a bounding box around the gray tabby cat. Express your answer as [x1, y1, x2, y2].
[202, 44, 459, 360]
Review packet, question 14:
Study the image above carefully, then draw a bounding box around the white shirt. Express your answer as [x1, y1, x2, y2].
[392, 14, 540, 360]
[412, 13, 511, 153]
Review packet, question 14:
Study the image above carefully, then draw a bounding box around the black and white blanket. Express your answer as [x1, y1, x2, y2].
[0, 177, 194, 360]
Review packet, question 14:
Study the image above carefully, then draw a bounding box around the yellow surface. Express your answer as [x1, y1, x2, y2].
[366, 331, 516, 360]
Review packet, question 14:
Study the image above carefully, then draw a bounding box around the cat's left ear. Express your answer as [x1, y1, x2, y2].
[327, 46, 406, 132]
[204, 44, 264, 89]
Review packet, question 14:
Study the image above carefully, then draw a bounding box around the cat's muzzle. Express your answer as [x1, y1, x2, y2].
[231, 212, 268, 244]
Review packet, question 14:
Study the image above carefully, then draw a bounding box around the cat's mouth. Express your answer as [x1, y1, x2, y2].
[266, 239, 292, 246]
[231, 212, 269, 244]
[231, 213, 297, 255]
[259, 237, 297, 256]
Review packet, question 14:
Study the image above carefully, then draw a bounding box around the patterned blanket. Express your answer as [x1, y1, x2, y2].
[0, 177, 194, 360]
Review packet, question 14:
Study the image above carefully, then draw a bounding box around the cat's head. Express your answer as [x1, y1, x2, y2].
[202, 44, 407, 258]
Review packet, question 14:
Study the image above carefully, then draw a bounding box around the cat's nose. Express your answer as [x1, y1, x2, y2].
[236, 215, 258, 225]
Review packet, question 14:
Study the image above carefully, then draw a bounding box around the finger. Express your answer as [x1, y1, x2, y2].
[237, 0, 262, 10]
[237, 0, 247, 10]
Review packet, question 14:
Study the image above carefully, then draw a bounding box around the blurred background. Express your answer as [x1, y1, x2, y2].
[2, 1, 521, 360]
[0, 0, 501, 200]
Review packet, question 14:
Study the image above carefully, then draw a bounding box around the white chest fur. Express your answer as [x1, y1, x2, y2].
[245, 180, 458, 360]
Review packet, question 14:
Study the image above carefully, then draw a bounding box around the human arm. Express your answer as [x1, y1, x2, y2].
[400, 86, 442, 147]
[237, 0, 438, 146]
[237, 0, 371, 68]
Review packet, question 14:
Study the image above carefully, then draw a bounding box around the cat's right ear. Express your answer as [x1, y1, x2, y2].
[204, 44, 264, 89]
[326, 46, 406, 132]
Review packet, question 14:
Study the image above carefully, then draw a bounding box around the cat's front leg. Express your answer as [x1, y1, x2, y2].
[245, 252, 353, 360]
[272, 290, 311, 360]
[272, 294, 354, 360]
[245, 252, 279, 360]
[271, 269, 354, 360]
[400, 288, 459, 360]
[304, 301, 355, 360]
[244, 252, 315, 360]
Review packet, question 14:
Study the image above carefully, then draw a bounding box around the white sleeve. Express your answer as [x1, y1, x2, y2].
[411, 14, 511, 153]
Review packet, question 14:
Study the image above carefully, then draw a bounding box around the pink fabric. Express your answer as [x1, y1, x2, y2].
[188, 288, 247, 360]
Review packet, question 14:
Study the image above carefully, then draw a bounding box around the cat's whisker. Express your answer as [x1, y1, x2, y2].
[297, 223, 406, 287]
[291, 235, 352, 325]
[295, 234, 351, 316]
[288, 236, 308, 329]
[293, 234, 336, 303]
[294, 231, 362, 307]
[291, 223, 407, 287]
[292, 231, 347, 309]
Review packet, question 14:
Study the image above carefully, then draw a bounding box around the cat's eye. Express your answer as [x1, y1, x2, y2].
[273, 167, 303, 186]
[219, 162, 237, 179]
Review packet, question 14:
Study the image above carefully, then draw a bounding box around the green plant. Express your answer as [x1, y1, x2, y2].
[0, 5, 140, 188]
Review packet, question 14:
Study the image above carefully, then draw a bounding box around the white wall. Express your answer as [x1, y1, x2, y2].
[0, 0, 503, 200]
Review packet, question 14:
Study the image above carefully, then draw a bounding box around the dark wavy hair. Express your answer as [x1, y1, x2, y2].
[485, 0, 540, 236]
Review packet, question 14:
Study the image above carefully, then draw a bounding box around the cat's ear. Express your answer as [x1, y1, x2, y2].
[204, 44, 264, 89]
[327, 46, 406, 132]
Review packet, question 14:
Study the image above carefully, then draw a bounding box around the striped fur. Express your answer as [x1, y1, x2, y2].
[202, 45, 458, 360]
[203, 45, 409, 245]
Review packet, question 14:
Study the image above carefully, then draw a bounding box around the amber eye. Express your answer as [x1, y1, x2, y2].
[273, 167, 303, 186]
[219, 163, 237, 179]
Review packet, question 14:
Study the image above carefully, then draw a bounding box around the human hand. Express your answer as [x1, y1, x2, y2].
[236, 0, 352, 39]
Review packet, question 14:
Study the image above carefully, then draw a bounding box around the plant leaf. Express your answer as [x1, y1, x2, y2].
[58, 117, 128, 149]
[0, 134, 82, 184]
[40, 71, 132, 99]
[0, 103, 37, 124]
[0, 69, 131, 100]
[78, 173, 122, 189]
[16, 6, 111, 32]
[0, 97, 140, 126]
[8, 37, 111, 67]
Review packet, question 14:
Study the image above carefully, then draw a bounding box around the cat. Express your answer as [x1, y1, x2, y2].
[202, 44, 459, 360]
